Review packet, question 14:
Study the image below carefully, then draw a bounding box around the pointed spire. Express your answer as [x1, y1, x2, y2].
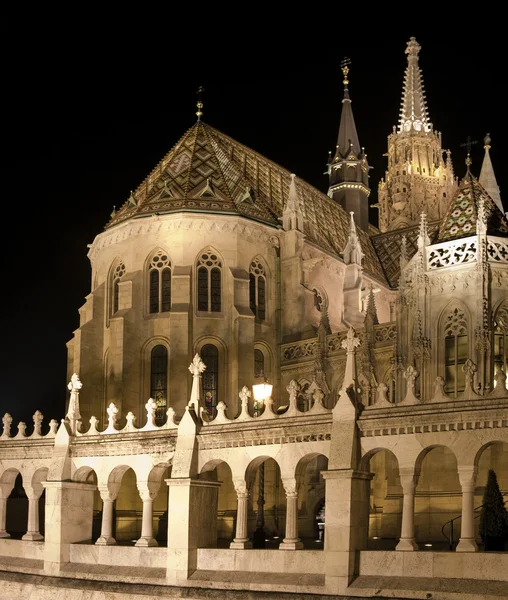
[479, 134, 503, 213]
[400, 235, 408, 270]
[398, 37, 431, 134]
[334, 57, 361, 158]
[196, 86, 205, 121]
[282, 174, 304, 232]
[418, 212, 430, 248]
[343, 211, 364, 265]
[365, 286, 379, 325]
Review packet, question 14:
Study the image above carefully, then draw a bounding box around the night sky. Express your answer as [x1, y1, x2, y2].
[1, 22, 505, 429]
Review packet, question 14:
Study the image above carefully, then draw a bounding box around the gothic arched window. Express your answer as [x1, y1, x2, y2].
[249, 259, 266, 320]
[254, 348, 265, 379]
[149, 251, 171, 314]
[444, 308, 468, 397]
[494, 304, 508, 389]
[112, 261, 126, 316]
[197, 249, 222, 312]
[201, 344, 219, 417]
[150, 345, 168, 424]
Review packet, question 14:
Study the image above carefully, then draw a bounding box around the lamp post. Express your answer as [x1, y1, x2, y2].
[251, 378, 273, 548]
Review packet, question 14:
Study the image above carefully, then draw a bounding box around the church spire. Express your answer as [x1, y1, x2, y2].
[398, 37, 431, 134]
[327, 59, 370, 231]
[479, 134, 503, 213]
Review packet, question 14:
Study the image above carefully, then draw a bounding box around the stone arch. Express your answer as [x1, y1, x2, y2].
[360, 446, 400, 473]
[294, 453, 329, 542]
[106, 256, 126, 326]
[254, 341, 273, 383]
[195, 335, 228, 407]
[144, 247, 172, 316]
[199, 458, 235, 546]
[245, 455, 283, 487]
[106, 465, 141, 543]
[1, 468, 25, 538]
[195, 245, 224, 313]
[73, 465, 99, 483]
[146, 461, 172, 545]
[140, 336, 171, 421]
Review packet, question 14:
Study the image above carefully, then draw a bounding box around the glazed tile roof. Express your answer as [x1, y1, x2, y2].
[105, 121, 387, 284]
[438, 173, 508, 242]
[371, 221, 440, 287]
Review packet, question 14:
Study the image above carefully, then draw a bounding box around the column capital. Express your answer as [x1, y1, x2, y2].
[281, 477, 298, 497]
[97, 486, 117, 502]
[457, 466, 478, 490]
[398, 467, 420, 491]
[233, 478, 249, 498]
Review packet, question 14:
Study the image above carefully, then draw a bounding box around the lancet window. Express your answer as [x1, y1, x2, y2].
[112, 261, 126, 315]
[150, 345, 168, 424]
[494, 304, 508, 390]
[149, 251, 171, 314]
[197, 249, 222, 312]
[444, 308, 468, 397]
[254, 348, 265, 379]
[249, 259, 266, 320]
[201, 344, 219, 417]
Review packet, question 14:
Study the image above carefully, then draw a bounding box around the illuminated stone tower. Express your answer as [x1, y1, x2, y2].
[327, 58, 370, 230]
[376, 37, 456, 232]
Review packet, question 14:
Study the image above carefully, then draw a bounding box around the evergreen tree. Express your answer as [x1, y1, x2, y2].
[479, 469, 508, 550]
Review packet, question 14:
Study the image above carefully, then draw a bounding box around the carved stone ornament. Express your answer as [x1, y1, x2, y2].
[1, 413, 13, 438]
[236, 386, 253, 421]
[341, 327, 361, 352]
[399, 365, 419, 405]
[188, 353, 206, 377]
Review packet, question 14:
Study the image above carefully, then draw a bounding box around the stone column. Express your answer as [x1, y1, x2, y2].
[22, 491, 44, 541]
[230, 480, 252, 549]
[456, 467, 478, 552]
[279, 478, 303, 550]
[396, 468, 419, 551]
[0, 482, 15, 538]
[135, 487, 158, 547]
[95, 487, 117, 546]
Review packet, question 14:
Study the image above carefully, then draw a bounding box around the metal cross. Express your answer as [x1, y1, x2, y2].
[460, 135, 478, 155]
[340, 57, 351, 87]
[340, 57, 351, 69]
[196, 86, 205, 120]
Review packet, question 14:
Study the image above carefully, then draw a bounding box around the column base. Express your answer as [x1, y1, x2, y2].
[0, 531, 10, 539]
[395, 538, 418, 551]
[230, 540, 253, 549]
[95, 535, 117, 546]
[22, 532, 44, 541]
[456, 538, 478, 552]
[279, 539, 304, 550]
[135, 536, 158, 547]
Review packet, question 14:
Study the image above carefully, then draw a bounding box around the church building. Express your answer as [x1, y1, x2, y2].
[0, 37, 507, 600]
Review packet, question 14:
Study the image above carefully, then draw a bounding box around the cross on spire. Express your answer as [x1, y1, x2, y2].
[196, 86, 205, 121]
[460, 135, 478, 171]
[340, 57, 351, 87]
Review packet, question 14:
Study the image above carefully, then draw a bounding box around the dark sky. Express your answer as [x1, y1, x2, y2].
[1, 20, 505, 428]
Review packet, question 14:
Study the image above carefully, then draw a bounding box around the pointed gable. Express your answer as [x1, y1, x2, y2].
[438, 175, 508, 242]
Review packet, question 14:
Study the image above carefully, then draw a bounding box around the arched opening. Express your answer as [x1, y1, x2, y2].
[73, 467, 101, 543]
[362, 449, 402, 550]
[246, 457, 286, 549]
[3, 470, 25, 538]
[476, 441, 508, 549]
[416, 446, 460, 549]
[152, 465, 171, 546]
[199, 460, 234, 548]
[111, 467, 142, 544]
[295, 454, 328, 548]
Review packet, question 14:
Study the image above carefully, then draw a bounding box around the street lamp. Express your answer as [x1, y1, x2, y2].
[251, 377, 273, 548]
[252, 378, 273, 418]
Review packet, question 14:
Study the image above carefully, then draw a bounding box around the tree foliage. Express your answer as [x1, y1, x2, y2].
[479, 469, 508, 541]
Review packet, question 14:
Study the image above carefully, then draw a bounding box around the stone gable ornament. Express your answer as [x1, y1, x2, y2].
[400, 365, 419, 405]
[430, 376, 451, 403]
[284, 380, 301, 417]
[102, 402, 119, 434]
[32, 411, 44, 437]
[462, 359, 477, 397]
[236, 386, 253, 421]
[188, 353, 206, 414]
[1, 413, 12, 438]
[66, 373, 83, 434]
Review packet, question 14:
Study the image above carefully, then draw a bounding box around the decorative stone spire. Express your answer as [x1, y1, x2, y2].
[417, 212, 430, 248]
[398, 37, 431, 134]
[479, 134, 503, 213]
[327, 59, 370, 230]
[340, 327, 361, 392]
[400, 235, 408, 270]
[343, 212, 364, 265]
[282, 174, 304, 232]
[365, 286, 379, 325]
[188, 353, 206, 414]
[66, 373, 83, 434]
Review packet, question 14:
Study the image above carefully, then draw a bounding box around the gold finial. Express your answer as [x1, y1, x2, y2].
[196, 86, 205, 120]
[340, 57, 351, 87]
[460, 135, 478, 174]
[484, 133, 491, 149]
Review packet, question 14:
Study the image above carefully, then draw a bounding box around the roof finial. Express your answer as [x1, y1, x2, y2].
[340, 57, 351, 97]
[483, 133, 491, 149]
[460, 135, 478, 176]
[196, 86, 205, 121]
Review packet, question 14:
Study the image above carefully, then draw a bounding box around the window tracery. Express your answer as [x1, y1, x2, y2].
[149, 251, 171, 314]
[444, 307, 468, 397]
[197, 249, 222, 312]
[112, 262, 126, 315]
[249, 259, 266, 320]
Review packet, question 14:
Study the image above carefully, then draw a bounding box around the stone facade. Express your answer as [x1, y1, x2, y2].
[1, 36, 507, 600]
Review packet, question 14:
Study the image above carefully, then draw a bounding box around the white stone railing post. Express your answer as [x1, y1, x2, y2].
[22, 489, 44, 541]
[1, 414, 13, 439]
[396, 468, 419, 551]
[456, 467, 478, 552]
[95, 487, 117, 546]
[0, 482, 15, 538]
[279, 479, 303, 550]
[135, 485, 158, 547]
[230, 480, 252, 549]
[66, 373, 83, 434]
[32, 411, 44, 437]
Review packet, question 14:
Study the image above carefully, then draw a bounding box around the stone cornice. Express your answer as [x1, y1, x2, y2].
[87, 214, 281, 263]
